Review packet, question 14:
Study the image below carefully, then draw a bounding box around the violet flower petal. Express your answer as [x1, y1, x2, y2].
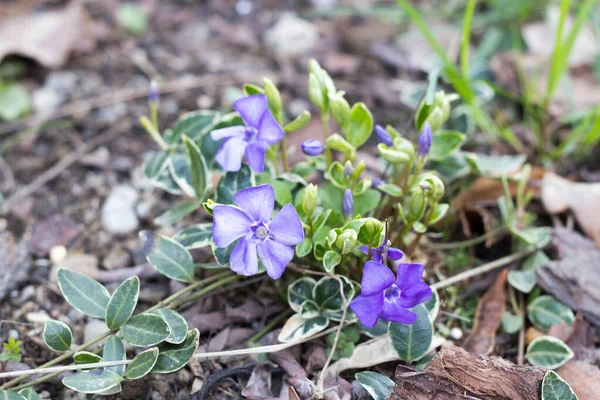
[211, 125, 246, 141]
[257, 240, 294, 280]
[360, 261, 394, 296]
[349, 294, 384, 329]
[395, 263, 424, 291]
[387, 248, 404, 261]
[269, 204, 304, 245]
[398, 281, 432, 308]
[301, 139, 325, 156]
[244, 140, 269, 172]
[257, 111, 284, 145]
[358, 245, 369, 256]
[215, 136, 247, 172]
[229, 238, 259, 276]
[381, 300, 417, 324]
[233, 184, 275, 223]
[212, 205, 253, 247]
[374, 124, 393, 147]
[234, 94, 268, 128]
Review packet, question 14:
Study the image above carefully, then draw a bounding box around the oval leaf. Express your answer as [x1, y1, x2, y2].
[62, 370, 123, 394]
[541, 370, 578, 400]
[173, 223, 213, 249]
[183, 135, 210, 199]
[526, 336, 573, 369]
[154, 199, 203, 227]
[423, 288, 440, 320]
[73, 351, 102, 364]
[322, 250, 341, 273]
[17, 389, 39, 400]
[106, 276, 140, 330]
[215, 165, 255, 205]
[278, 314, 329, 343]
[355, 371, 395, 400]
[103, 335, 126, 376]
[288, 277, 316, 313]
[146, 236, 194, 283]
[149, 308, 188, 344]
[388, 304, 433, 361]
[43, 320, 72, 352]
[313, 276, 355, 314]
[125, 348, 159, 380]
[527, 295, 575, 332]
[501, 311, 523, 334]
[143, 151, 169, 180]
[57, 269, 110, 319]
[0, 391, 25, 400]
[121, 314, 171, 347]
[429, 130, 466, 161]
[346, 102, 373, 148]
[152, 329, 199, 374]
[168, 154, 196, 197]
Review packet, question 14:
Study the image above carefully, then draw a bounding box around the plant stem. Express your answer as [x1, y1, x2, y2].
[246, 309, 293, 346]
[517, 292, 526, 366]
[168, 275, 239, 309]
[322, 113, 332, 168]
[280, 138, 289, 173]
[427, 226, 505, 250]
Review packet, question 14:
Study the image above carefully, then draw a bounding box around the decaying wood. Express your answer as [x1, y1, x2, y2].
[390, 345, 545, 400]
[535, 228, 600, 327]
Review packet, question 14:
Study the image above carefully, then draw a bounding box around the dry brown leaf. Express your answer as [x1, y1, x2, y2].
[0, 3, 98, 68]
[241, 363, 278, 400]
[391, 344, 546, 400]
[462, 270, 507, 355]
[269, 348, 307, 380]
[557, 361, 600, 400]
[541, 172, 600, 245]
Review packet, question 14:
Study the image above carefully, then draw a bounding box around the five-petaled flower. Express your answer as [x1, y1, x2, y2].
[211, 94, 284, 172]
[212, 184, 304, 279]
[349, 261, 432, 328]
[359, 243, 404, 263]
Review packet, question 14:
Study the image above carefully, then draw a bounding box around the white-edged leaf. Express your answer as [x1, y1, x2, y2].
[168, 154, 196, 197]
[288, 277, 317, 313]
[105, 276, 139, 330]
[143, 151, 169, 180]
[355, 371, 395, 400]
[0, 391, 26, 400]
[541, 370, 578, 400]
[62, 370, 123, 394]
[73, 351, 102, 364]
[120, 314, 171, 347]
[277, 314, 329, 343]
[152, 329, 199, 374]
[146, 235, 194, 283]
[215, 165, 255, 205]
[98, 384, 122, 395]
[173, 223, 213, 249]
[43, 320, 72, 352]
[429, 130, 465, 160]
[183, 135, 210, 199]
[313, 276, 355, 314]
[527, 295, 575, 332]
[423, 287, 440, 320]
[388, 304, 433, 361]
[57, 269, 110, 319]
[149, 308, 188, 344]
[103, 335, 126, 376]
[153, 199, 203, 227]
[501, 311, 523, 334]
[17, 389, 39, 400]
[125, 348, 159, 380]
[526, 336, 574, 369]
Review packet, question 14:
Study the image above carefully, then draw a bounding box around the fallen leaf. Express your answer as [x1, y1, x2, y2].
[462, 270, 507, 355]
[187, 311, 227, 333]
[536, 228, 600, 327]
[27, 215, 81, 257]
[557, 361, 600, 400]
[304, 345, 327, 375]
[564, 313, 595, 362]
[0, 3, 98, 68]
[391, 344, 546, 400]
[547, 321, 573, 342]
[269, 348, 307, 380]
[323, 377, 353, 400]
[541, 172, 600, 245]
[226, 299, 265, 322]
[242, 363, 278, 400]
[0, 232, 30, 300]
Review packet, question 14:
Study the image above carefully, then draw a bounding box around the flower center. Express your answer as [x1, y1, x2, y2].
[384, 285, 401, 302]
[244, 127, 258, 142]
[256, 226, 268, 238]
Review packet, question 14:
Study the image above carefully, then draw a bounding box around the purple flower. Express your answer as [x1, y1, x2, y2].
[212, 184, 304, 279]
[301, 139, 325, 156]
[358, 243, 404, 263]
[375, 125, 393, 147]
[371, 177, 385, 188]
[342, 189, 353, 218]
[418, 122, 432, 156]
[350, 261, 432, 328]
[211, 94, 284, 172]
[149, 81, 159, 104]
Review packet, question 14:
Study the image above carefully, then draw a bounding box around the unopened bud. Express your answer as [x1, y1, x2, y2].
[418, 122, 433, 156]
[374, 124, 393, 146]
[343, 161, 354, 177]
[407, 190, 427, 223]
[302, 184, 318, 217]
[422, 175, 445, 202]
[336, 229, 358, 254]
[342, 189, 354, 219]
[149, 80, 159, 105]
[302, 139, 325, 156]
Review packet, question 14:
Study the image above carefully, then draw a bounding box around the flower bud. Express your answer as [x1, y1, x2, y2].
[302, 139, 325, 156]
[377, 143, 410, 164]
[422, 175, 445, 202]
[374, 124, 393, 146]
[263, 77, 282, 120]
[342, 188, 353, 218]
[407, 190, 427, 223]
[149, 80, 159, 105]
[302, 184, 318, 217]
[418, 122, 433, 156]
[360, 218, 384, 247]
[343, 161, 354, 178]
[415, 90, 453, 132]
[284, 110, 311, 133]
[329, 91, 351, 129]
[325, 133, 354, 157]
[336, 229, 358, 254]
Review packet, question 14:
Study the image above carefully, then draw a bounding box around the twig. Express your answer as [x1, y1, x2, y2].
[517, 292, 526, 365]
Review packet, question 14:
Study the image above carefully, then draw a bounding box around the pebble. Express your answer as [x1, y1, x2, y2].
[83, 319, 109, 345]
[33, 87, 64, 114]
[449, 327, 463, 340]
[9, 329, 19, 340]
[50, 245, 68, 265]
[103, 246, 131, 270]
[79, 146, 110, 168]
[19, 285, 36, 302]
[50, 253, 99, 284]
[101, 184, 140, 234]
[264, 13, 319, 57]
[26, 310, 51, 324]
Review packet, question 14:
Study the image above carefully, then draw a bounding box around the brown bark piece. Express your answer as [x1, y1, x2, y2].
[390, 345, 545, 400]
[535, 228, 600, 327]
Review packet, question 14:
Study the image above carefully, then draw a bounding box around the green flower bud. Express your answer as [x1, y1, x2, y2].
[393, 137, 415, 159]
[263, 78, 282, 121]
[352, 160, 365, 181]
[243, 83, 264, 96]
[343, 161, 354, 178]
[359, 218, 384, 247]
[377, 143, 410, 164]
[407, 190, 427, 223]
[284, 111, 311, 133]
[302, 184, 318, 217]
[308, 72, 324, 110]
[422, 175, 445, 202]
[336, 229, 358, 254]
[329, 91, 351, 129]
[326, 133, 355, 157]
[415, 90, 453, 131]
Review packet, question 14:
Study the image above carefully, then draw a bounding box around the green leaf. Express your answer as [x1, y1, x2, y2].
[62, 370, 123, 394]
[428, 203, 449, 225]
[98, 384, 122, 396]
[278, 314, 329, 343]
[106, 276, 139, 330]
[152, 329, 199, 373]
[73, 351, 102, 364]
[300, 300, 320, 319]
[57, 269, 110, 319]
[43, 320, 72, 352]
[17, 389, 39, 400]
[173, 223, 213, 249]
[513, 227, 553, 248]
[168, 154, 196, 197]
[211, 239, 237, 266]
[526, 336, 574, 369]
[428, 131, 466, 161]
[0, 391, 26, 400]
[541, 370, 578, 400]
[183, 135, 210, 199]
[143, 151, 169, 180]
[149, 308, 188, 344]
[477, 154, 527, 177]
[146, 235, 194, 283]
[346, 102, 373, 148]
[501, 311, 523, 334]
[125, 348, 159, 380]
[288, 277, 317, 312]
[170, 111, 220, 143]
[322, 250, 341, 273]
[153, 165, 184, 195]
[103, 335, 126, 376]
[354, 189, 382, 216]
[355, 371, 395, 400]
[358, 320, 389, 338]
[296, 238, 313, 258]
[327, 162, 348, 189]
[377, 183, 403, 197]
[0, 82, 30, 121]
[508, 270, 536, 294]
[314, 276, 355, 315]
[388, 304, 433, 361]
[423, 288, 440, 320]
[527, 295, 575, 332]
[153, 199, 203, 227]
[215, 165, 255, 204]
[121, 314, 171, 347]
[116, 3, 148, 35]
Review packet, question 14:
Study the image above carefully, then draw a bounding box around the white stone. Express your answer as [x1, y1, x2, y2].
[265, 13, 318, 57]
[101, 184, 139, 234]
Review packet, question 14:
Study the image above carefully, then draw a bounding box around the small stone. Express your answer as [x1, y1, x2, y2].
[9, 329, 19, 340]
[265, 13, 318, 57]
[49, 245, 68, 265]
[101, 184, 139, 234]
[84, 319, 109, 345]
[103, 246, 131, 270]
[50, 253, 99, 284]
[33, 87, 64, 114]
[136, 200, 152, 219]
[19, 285, 36, 302]
[449, 327, 463, 340]
[26, 310, 51, 324]
[80, 146, 110, 168]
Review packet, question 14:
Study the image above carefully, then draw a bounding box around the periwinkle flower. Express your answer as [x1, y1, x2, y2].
[358, 243, 403, 263]
[374, 124, 393, 147]
[342, 189, 353, 218]
[211, 94, 284, 172]
[350, 261, 432, 328]
[148, 80, 159, 104]
[371, 177, 385, 188]
[418, 122, 432, 156]
[301, 139, 325, 156]
[212, 184, 304, 279]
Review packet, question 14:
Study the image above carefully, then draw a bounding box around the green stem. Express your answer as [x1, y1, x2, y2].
[267, 147, 280, 175]
[280, 138, 289, 173]
[322, 113, 332, 169]
[168, 275, 239, 309]
[427, 226, 505, 250]
[246, 309, 293, 346]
